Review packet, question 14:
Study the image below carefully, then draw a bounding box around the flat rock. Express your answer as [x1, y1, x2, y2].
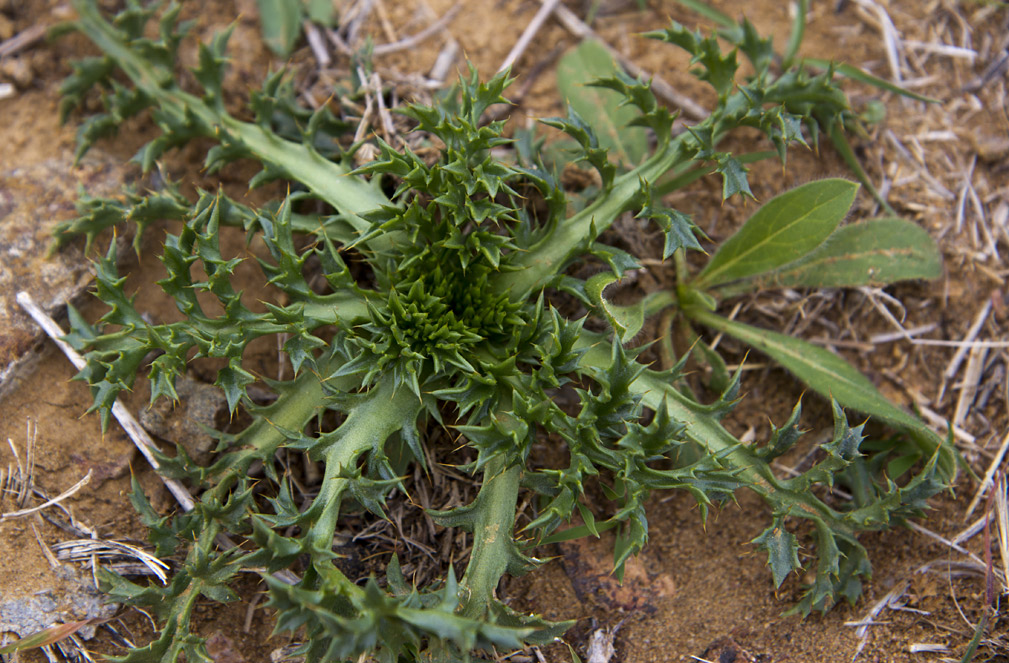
[0, 152, 131, 396]
[0, 563, 117, 640]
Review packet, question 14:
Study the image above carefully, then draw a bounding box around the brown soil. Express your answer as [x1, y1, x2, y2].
[1, 0, 1007, 662]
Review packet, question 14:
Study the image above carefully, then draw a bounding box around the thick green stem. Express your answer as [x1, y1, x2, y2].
[72, 0, 395, 251]
[496, 134, 690, 299]
[204, 355, 351, 503]
[459, 456, 521, 619]
[642, 290, 675, 318]
[87, 293, 372, 357]
[648, 374, 859, 536]
[306, 378, 420, 554]
[684, 305, 957, 480]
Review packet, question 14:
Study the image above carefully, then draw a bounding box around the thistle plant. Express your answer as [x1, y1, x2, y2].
[56, 1, 957, 661]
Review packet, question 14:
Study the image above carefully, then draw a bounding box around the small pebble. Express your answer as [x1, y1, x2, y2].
[0, 55, 33, 88]
[0, 14, 14, 40]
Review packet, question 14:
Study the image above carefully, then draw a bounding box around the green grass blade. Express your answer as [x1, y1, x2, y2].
[718, 218, 941, 296]
[685, 307, 957, 480]
[827, 122, 897, 216]
[673, 0, 736, 28]
[654, 150, 776, 197]
[694, 179, 858, 289]
[782, 0, 808, 69]
[805, 58, 939, 103]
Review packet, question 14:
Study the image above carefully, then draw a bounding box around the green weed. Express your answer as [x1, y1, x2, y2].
[54, 1, 955, 660]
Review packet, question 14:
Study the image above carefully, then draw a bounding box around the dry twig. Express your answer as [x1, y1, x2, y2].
[16, 293, 303, 586]
[543, 0, 707, 120]
[498, 0, 561, 74]
[939, 298, 993, 402]
[965, 429, 1009, 520]
[372, 3, 461, 56]
[52, 539, 170, 584]
[1, 470, 92, 521]
[16, 291, 196, 512]
[0, 24, 47, 58]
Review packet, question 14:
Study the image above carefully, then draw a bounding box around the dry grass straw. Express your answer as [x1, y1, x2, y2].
[988, 469, 1009, 597]
[51, 539, 170, 584]
[371, 3, 461, 57]
[852, 0, 907, 84]
[1, 418, 36, 510]
[15, 292, 307, 589]
[1, 472, 92, 522]
[848, 559, 990, 660]
[0, 23, 47, 58]
[964, 429, 1009, 520]
[498, 0, 561, 74]
[1, 420, 92, 522]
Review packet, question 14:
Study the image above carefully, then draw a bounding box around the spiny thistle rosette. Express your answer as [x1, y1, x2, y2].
[57, 2, 957, 661]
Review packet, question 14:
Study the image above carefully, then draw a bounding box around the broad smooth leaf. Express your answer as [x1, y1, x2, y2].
[304, 0, 335, 26]
[256, 0, 303, 56]
[556, 40, 648, 167]
[686, 307, 957, 480]
[695, 179, 858, 289]
[718, 218, 942, 296]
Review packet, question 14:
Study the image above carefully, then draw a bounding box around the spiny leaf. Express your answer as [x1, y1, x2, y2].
[636, 190, 704, 259]
[714, 153, 753, 200]
[216, 359, 255, 413]
[759, 399, 805, 461]
[540, 108, 617, 188]
[58, 3, 959, 657]
[752, 521, 801, 588]
[646, 21, 738, 97]
[721, 18, 774, 76]
[556, 39, 648, 168]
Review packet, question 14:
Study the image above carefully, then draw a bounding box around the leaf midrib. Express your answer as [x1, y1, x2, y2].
[699, 187, 848, 287]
